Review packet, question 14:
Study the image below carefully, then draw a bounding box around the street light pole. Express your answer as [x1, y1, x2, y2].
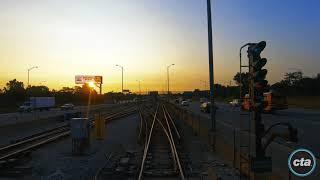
[200, 80, 207, 90]
[167, 64, 175, 96]
[136, 80, 141, 95]
[206, 0, 216, 149]
[27, 66, 38, 87]
[116, 64, 124, 93]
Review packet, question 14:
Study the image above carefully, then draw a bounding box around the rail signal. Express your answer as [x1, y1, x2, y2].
[240, 41, 298, 174]
[247, 41, 268, 159]
[248, 41, 268, 110]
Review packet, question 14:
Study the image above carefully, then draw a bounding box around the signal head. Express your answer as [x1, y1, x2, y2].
[253, 41, 266, 54]
[248, 41, 266, 57]
[252, 58, 267, 70]
[254, 69, 268, 80]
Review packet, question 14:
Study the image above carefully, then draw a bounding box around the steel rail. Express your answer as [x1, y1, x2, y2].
[162, 105, 185, 180]
[138, 108, 148, 150]
[0, 131, 70, 161]
[154, 112, 178, 173]
[163, 104, 181, 139]
[94, 153, 113, 180]
[0, 107, 135, 154]
[140, 106, 185, 179]
[0, 125, 69, 154]
[140, 103, 153, 149]
[138, 109, 143, 142]
[0, 107, 137, 162]
[138, 104, 159, 180]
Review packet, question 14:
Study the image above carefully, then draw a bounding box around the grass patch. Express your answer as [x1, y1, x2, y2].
[287, 96, 320, 110]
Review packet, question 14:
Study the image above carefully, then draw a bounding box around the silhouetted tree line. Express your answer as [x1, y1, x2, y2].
[0, 79, 137, 111]
[233, 71, 320, 97]
[1, 71, 319, 111]
[271, 71, 320, 96]
[178, 85, 240, 100]
[181, 71, 320, 100]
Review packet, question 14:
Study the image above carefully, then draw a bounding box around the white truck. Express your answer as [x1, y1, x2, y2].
[19, 97, 55, 112]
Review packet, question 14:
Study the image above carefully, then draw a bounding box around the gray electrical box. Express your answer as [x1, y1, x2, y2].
[70, 118, 89, 139]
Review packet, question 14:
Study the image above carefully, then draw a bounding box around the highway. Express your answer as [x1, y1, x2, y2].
[180, 101, 320, 157]
[0, 104, 116, 127]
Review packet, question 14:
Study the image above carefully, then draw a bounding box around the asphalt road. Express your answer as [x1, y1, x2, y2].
[0, 104, 116, 127]
[180, 101, 320, 157]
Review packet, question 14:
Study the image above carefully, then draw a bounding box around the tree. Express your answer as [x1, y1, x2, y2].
[233, 72, 250, 95]
[59, 87, 75, 94]
[283, 71, 303, 86]
[3, 79, 26, 102]
[4, 79, 24, 92]
[271, 71, 320, 96]
[26, 85, 51, 97]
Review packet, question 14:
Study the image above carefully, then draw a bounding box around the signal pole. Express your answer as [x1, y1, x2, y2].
[206, 0, 216, 150]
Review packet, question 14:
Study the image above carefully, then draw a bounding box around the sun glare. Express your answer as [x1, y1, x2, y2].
[88, 81, 95, 88]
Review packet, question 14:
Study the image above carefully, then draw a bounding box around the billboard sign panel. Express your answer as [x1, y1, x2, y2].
[75, 75, 103, 84]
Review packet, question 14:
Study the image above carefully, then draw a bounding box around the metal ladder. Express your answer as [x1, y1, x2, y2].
[238, 45, 252, 179]
[239, 110, 251, 179]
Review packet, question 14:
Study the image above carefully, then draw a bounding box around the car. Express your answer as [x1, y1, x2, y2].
[200, 102, 218, 113]
[181, 100, 189, 106]
[229, 99, 242, 107]
[200, 98, 208, 103]
[200, 102, 210, 113]
[60, 103, 74, 110]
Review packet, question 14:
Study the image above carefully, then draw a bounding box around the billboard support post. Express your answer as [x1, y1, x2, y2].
[75, 75, 103, 94]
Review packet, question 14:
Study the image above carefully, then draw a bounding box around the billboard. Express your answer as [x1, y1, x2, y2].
[75, 75, 103, 84]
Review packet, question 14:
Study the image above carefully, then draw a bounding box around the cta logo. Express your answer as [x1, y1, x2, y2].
[288, 148, 316, 177]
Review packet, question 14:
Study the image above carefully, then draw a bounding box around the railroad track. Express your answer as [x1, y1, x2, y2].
[138, 103, 186, 180]
[0, 105, 137, 170]
[94, 102, 188, 180]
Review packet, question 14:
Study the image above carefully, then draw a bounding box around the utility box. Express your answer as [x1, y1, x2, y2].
[94, 113, 105, 140]
[71, 118, 89, 139]
[71, 118, 90, 154]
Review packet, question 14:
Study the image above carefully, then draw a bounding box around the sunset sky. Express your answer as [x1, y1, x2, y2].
[0, 0, 319, 93]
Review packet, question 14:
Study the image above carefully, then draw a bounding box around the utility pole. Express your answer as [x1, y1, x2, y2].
[27, 66, 38, 87]
[206, 0, 216, 149]
[116, 64, 124, 93]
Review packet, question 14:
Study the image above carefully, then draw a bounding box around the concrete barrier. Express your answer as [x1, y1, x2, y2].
[168, 103, 319, 180]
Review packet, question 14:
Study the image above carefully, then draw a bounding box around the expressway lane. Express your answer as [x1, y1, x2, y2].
[0, 104, 116, 127]
[180, 101, 320, 157]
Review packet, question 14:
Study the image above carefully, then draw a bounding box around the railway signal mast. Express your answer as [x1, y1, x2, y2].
[248, 41, 268, 158]
[239, 41, 298, 177]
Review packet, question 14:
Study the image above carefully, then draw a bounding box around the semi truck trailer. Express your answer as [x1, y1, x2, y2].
[18, 97, 55, 112]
